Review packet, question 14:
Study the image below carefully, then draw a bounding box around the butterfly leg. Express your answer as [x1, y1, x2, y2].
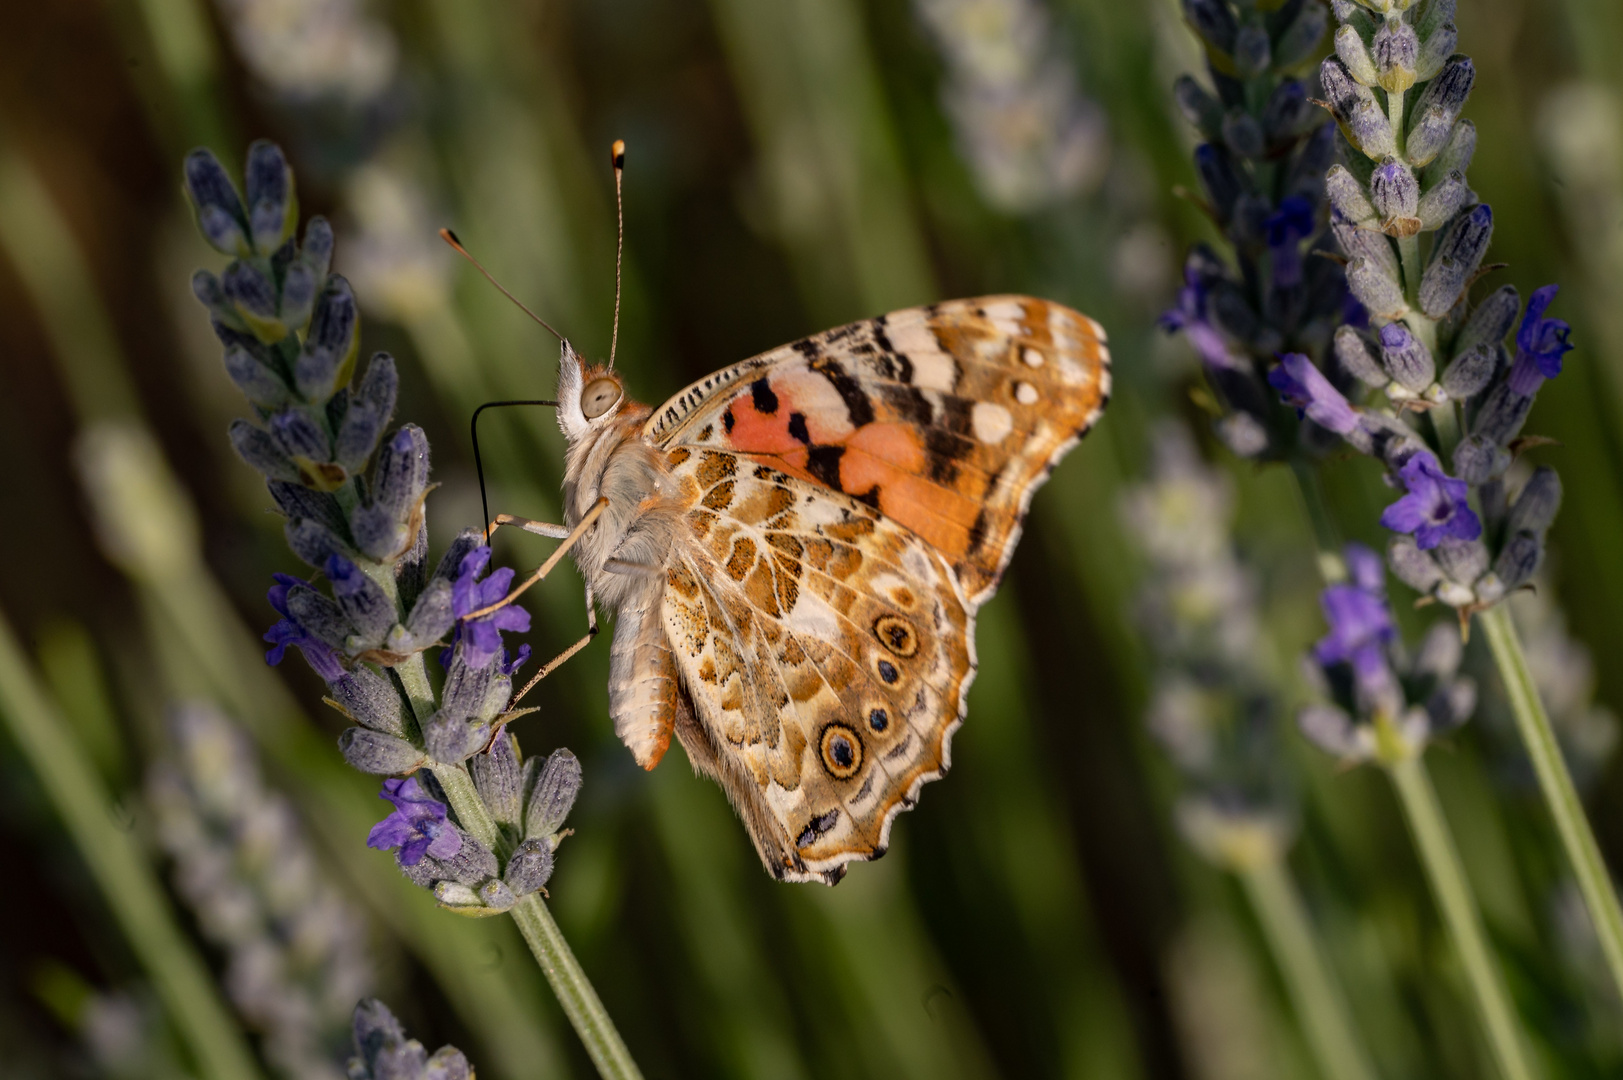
[486, 513, 571, 540]
[503, 584, 600, 718]
[464, 496, 610, 620]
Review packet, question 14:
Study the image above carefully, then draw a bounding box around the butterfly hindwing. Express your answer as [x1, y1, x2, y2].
[645, 296, 1110, 604]
[660, 450, 974, 882]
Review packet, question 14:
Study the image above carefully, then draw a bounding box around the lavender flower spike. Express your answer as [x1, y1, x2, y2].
[1379, 451, 1482, 550]
[1267, 353, 1359, 435]
[449, 546, 531, 670]
[1507, 285, 1575, 396]
[367, 776, 463, 866]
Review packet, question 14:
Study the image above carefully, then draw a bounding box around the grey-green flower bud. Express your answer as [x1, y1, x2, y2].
[294, 277, 358, 401]
[1416, 171, 1469, 231]
[1507, 467, 1562, 534]
[1389, 534, 1444, 592]
[1233, 24, 1271, 76]
[1334, 25, 1378, 86]
[1370, 158, 1420, 236]
[471, 731, 524, 831]
[328, 557, 395, 650]
[268, 407, 331, 462]
[1439, 344, 1495, 399]
[503, 837, 556, 897]
[1433, 536, 1488, 584]
[401, 578, 454, 649]
[335, 353, 399, 473]
[1273, 2, 1329, 69]
[285, 517, 353, 569]
[1419, 203, 1492, 318]
[329, 667, 408, 737]
[1493, 531, 1542, 590]
[339, 727, 425, 774]
[228, 418, 299, 482]
[1299, 704, 1364, 759]
[348, 999, 474, 1080]
[1406, 56, 1475, 166]
[1452, 284, 1518, 357]
[1222, 111, 1265, 159]
[303, 216, 333, 280]
[1326, 165, 1378, 226]
[1183, 0, 1237, 55]
[1378, 322, 1434, 390]
[1416, 0, 1456, 41]
[1415, 22, 1456, 83]
[183, 149, 249, 256]
[1371, 21, 1419, 92]
[285, 583, 353, 649]
[1472, 384, 1533, 445]
[1335, 325, 1388, 385]
[1423, 119, 1476, 190]
[244, 140, 295, 253]
[524, 749, 582, 841]
[221, 260, 279, 332]
[1451, 433, 1509, 485]
[1264, 80, 1317, 144]
[1321, 58, 1396, 157]
[479, 879, 517, 910]
[1348, 255, 1408, 318]
[1174, 76, 1224, 141]
[223, 345, 290, 410]
[424, 710, 490, 764]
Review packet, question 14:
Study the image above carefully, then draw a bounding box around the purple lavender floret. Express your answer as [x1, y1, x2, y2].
[447, 547, 531, 670]
[1379, 451, 1481, 550]
[1506, 284, 1574, 395]
[1267, 353, 1358, 435]
[366, 776, 462, 866]
[264, 572, 345, 681]
[1265, 195, 1315, 288]
[1314, 544, 1397, 702]
[1159, 266, 1242, 371]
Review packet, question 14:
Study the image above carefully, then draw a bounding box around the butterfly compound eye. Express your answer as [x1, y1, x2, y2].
[580, 377, 622, 419]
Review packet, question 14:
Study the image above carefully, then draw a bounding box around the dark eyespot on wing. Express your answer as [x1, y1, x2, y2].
[787, 412, 811, 444]
[723, 408, 735, 434]
[878, 384, 932, 426]
[967, 506, 990, 554]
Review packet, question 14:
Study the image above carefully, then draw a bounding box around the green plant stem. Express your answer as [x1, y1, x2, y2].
[1290, 456, 1346, 582]
[1386, 754, 1536, 1080]
[0, 608, 264, 1080]
[512, 894, 646, 1080]
[1429, 399, 1463, 462]
[426, 708, 643, 1080]
[1479, 605, 1623, 1003]
[1239, 857, 1378, 1080]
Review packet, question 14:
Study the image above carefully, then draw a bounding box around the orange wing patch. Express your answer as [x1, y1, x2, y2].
[648, 296, 1109, 606]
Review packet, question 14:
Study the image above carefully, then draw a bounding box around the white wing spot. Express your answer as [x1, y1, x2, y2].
[971, 401, 1014, 444]
[1014, 381, 1039, 406]
[1021, 347, 1044, 368]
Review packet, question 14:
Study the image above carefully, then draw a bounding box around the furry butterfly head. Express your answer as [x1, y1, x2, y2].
[556, 341, 625, 443]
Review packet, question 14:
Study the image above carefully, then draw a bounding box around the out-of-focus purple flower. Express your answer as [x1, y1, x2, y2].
[1267, 353, 1359, 434]
[449, 547, 531, 670]
[264, 572, 345, 681]
[1160, 267, 1244, 371]
[1345, 541, 1386, 594]
[1265, 195, 1315, 287]
[366, 776, 462, 866]
[1507, 285, 1574, 395]
[1315, 545, 1397, 702]
[1379, 451, 1482, 549]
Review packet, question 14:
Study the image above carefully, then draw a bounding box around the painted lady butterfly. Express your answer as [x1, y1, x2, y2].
[532, 297, 1108, 883]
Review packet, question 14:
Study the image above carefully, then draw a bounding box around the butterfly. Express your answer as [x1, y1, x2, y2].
[545, 296, 1108, 884]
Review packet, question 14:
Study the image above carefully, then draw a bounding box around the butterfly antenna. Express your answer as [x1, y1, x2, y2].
[607, 139, 625, 371]
[439, 228, 565, 344]
[471, 399, 559, 543]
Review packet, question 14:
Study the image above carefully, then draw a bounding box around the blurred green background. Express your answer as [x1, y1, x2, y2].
[1, 0, 1621, 1077]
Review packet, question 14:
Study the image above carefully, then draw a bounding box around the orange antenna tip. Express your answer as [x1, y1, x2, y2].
[611, 140, 626, 169]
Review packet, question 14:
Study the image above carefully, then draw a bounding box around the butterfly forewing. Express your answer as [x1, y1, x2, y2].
[646, 296, 1110, 604]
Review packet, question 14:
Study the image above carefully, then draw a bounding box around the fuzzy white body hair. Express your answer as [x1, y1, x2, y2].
[555, 343, 682, 614]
